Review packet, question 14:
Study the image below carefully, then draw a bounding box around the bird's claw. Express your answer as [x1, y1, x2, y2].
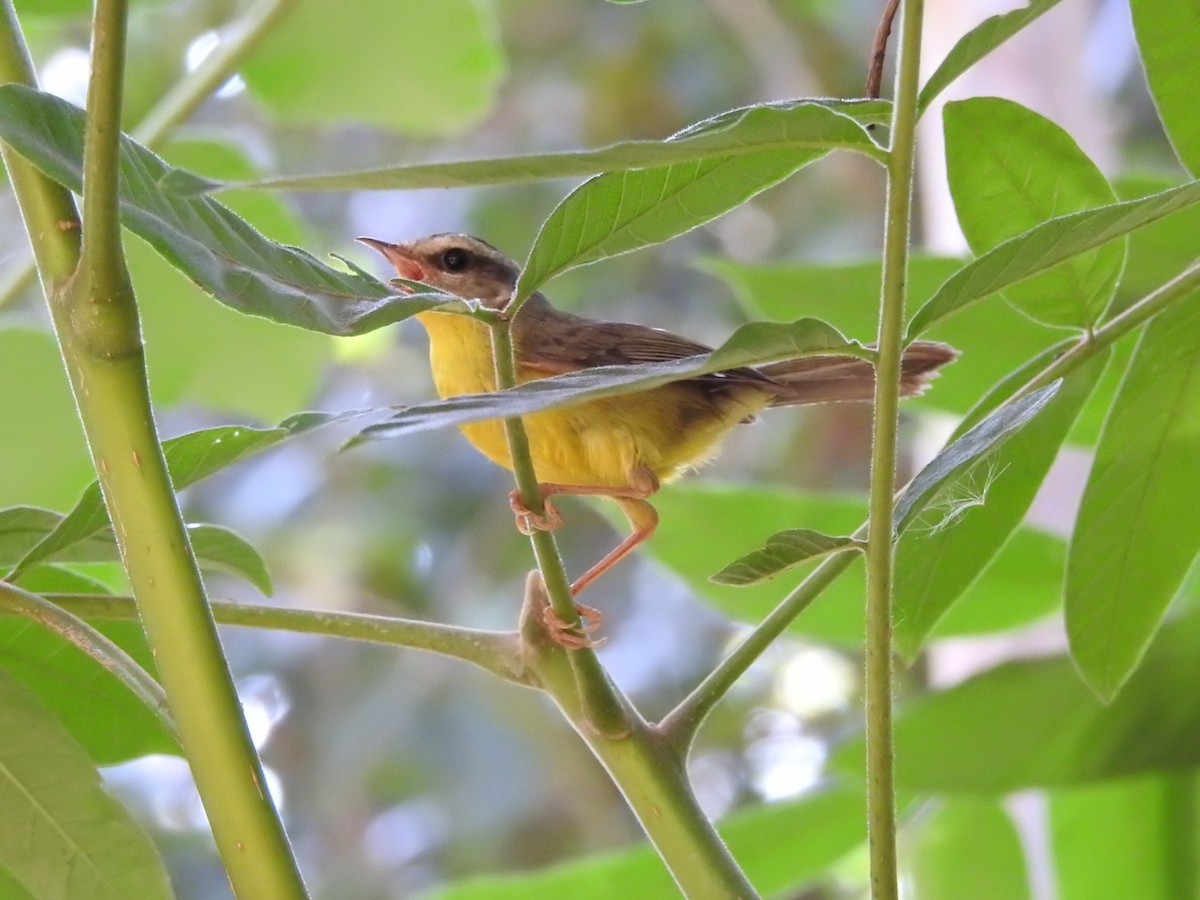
[509, 490, 564, 535]
[542, 603, 606, 650]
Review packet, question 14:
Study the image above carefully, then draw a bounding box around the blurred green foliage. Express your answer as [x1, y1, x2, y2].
[2, 0, 1199, 897]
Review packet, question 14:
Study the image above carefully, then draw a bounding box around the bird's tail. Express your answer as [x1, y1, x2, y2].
[758, 340, 958, 406]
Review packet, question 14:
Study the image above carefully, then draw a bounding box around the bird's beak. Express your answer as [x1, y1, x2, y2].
[356, 236, 428, 283]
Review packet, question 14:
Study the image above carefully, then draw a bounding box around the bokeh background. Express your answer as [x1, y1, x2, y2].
[0, 0, 1185, 897]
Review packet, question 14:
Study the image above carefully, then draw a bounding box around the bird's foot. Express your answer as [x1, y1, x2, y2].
[542, 602, 606, 650]
[509, 490, 564, 536]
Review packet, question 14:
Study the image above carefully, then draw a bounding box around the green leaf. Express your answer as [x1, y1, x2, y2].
[130, 231, 332, 419]
[0, 507, 113, 567]
[931, 526, 1064, 638]
[516, 150, 827, 297]
[13, 565, 116, 596]
[0, 580, 173, 762]
[352, 318, 861, 444]
[0, 672, 173, 899]
[151, 420, 310, 492]
[918, 0, 1066, 113]
[893, 353, 1109, 659]
[910, 800, 1030, 900]
[892, 381, 1064, 532]
[671, 318, 860, 370]
[0, 613, 174, 764]
[135, 139, 332, 421]
[0, 867, 35, 900]
[186, 524, 273, 595]
[1066, 291, 1200, 699]
[1066, 331, 1137, 446]
[240, 0, 502, 135]
[229, 99, 885, 193]
[650, 484, 1065, 642]
[8, 419, 327, 579]
[950, 339, 1075, 436]
[1130, 0, 1200, 176]
[710, 530, 860, 585]
[13, 0, 89, 14]
[0, 85, 448, 337]
[701, 254, 961, 334]
[422, 783, 866, 900]
[14, 0, 167, 15]
[944, 97, 1123, 329]
[906, 178, 1200, 338]
[649, 485, 868, 641]
[1, 509, 272, 594]
[1050, 774, 1200, 900]
[700, 254, 1059, 416]
[832, 604, 1200, 792]
[1113, 173, 1200, 314]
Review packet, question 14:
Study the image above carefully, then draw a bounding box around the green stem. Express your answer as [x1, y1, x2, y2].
[36, 594, 532, 686]
[490, 312, 752, 892]
[487, 319, 626, 735]
[0, 0, 308, 893]
[865, 0, 923, 896]
[81, 0, 133, 294]
[0, 582, 175, 735]
[587, 731, 756, 899]
[519, 576, 758, 898]
[488, 323, 575, 608]
[659, 546, 859, 747]
[1020, 261, 1200, 397]
[0, 4, 80, 286]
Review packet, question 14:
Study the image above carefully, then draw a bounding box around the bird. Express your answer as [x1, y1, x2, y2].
[359, 233, 956, 646]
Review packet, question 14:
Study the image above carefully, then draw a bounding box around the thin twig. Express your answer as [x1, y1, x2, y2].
[32, 593, 534, 686]
[658, 544, 860, 749]
[866, 0, 902, 100]
[1018, 261, 1200, 398]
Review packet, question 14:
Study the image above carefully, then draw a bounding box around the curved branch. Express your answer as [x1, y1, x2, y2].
[38, 593, 534, 687]
[0, 582, 175, 736]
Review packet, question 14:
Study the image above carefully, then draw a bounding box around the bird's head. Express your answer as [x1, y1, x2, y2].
[357, 233, 520, 309]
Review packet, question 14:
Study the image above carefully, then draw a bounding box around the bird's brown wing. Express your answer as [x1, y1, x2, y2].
[514, 296, 774, 388]
[511, 298, 958, 404]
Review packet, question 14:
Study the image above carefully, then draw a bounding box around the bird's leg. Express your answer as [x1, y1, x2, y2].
[542, 496, 657, 648]
[511, 467, 660, 648]
[568, 494, 659, 597]
[535, 467, 661, 597]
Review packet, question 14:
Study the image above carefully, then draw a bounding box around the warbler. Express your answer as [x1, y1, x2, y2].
[361, 234, 955, 641]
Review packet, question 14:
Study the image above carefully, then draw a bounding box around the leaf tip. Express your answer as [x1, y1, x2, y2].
[158, 168, 222, 196]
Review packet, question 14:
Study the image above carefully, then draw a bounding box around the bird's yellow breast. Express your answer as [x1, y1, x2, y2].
[416, 310, 768, 489]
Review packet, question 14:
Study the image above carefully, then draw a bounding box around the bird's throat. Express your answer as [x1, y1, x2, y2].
[416, 310, 500, 398]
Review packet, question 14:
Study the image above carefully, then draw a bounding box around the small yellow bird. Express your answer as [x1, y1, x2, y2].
[360, 234, 954, 641]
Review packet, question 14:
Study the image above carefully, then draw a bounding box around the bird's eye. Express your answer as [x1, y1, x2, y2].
[441, 248, 470, 272]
